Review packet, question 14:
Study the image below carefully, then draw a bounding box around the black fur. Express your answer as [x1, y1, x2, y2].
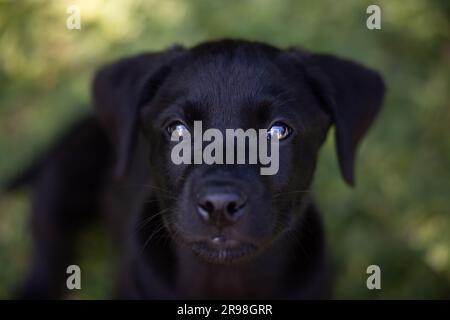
[6, 39, 385, 299]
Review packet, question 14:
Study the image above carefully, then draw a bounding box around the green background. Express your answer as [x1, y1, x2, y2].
[0, 0, 449, 299]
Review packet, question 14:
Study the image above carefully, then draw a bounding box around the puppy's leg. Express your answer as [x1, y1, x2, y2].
[16, 117, 111, 299]
[18, 171, 89, 298]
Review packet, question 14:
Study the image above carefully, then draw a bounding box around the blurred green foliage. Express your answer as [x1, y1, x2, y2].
[0, 0, 449, 299]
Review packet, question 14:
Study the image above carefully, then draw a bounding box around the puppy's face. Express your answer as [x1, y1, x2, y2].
[140, 43, 330, 263]
[94, 40, 384, 264]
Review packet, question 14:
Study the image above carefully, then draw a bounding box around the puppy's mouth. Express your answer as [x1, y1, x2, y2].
[190, 236, 258, 264]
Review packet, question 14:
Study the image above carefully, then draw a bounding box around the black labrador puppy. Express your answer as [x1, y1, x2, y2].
[6, 39, 384, 299]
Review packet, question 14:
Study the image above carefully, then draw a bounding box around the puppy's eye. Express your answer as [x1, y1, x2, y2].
[167, 121, 189, 139]
[267, 122, 291, 140]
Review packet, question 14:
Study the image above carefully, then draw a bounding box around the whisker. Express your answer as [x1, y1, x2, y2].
[133, 207, 171, 235]
[273, 190, 310, 198]
[140, 222, 169, 255]
[120, 184, 177, 197]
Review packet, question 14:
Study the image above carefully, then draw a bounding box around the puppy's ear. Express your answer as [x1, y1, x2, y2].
[309, 54, 385, 185]
[92, 46, 184, 177]
[288, 49, 385, 185]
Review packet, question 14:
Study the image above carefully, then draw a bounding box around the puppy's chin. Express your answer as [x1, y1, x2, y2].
[190, 240, 259, 265]
[163, 219, 260, 264]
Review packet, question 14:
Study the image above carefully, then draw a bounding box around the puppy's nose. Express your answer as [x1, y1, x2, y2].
[197, 192, 247, 225]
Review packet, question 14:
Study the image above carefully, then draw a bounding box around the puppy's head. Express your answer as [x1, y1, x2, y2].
[93, 40, 384, 264]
